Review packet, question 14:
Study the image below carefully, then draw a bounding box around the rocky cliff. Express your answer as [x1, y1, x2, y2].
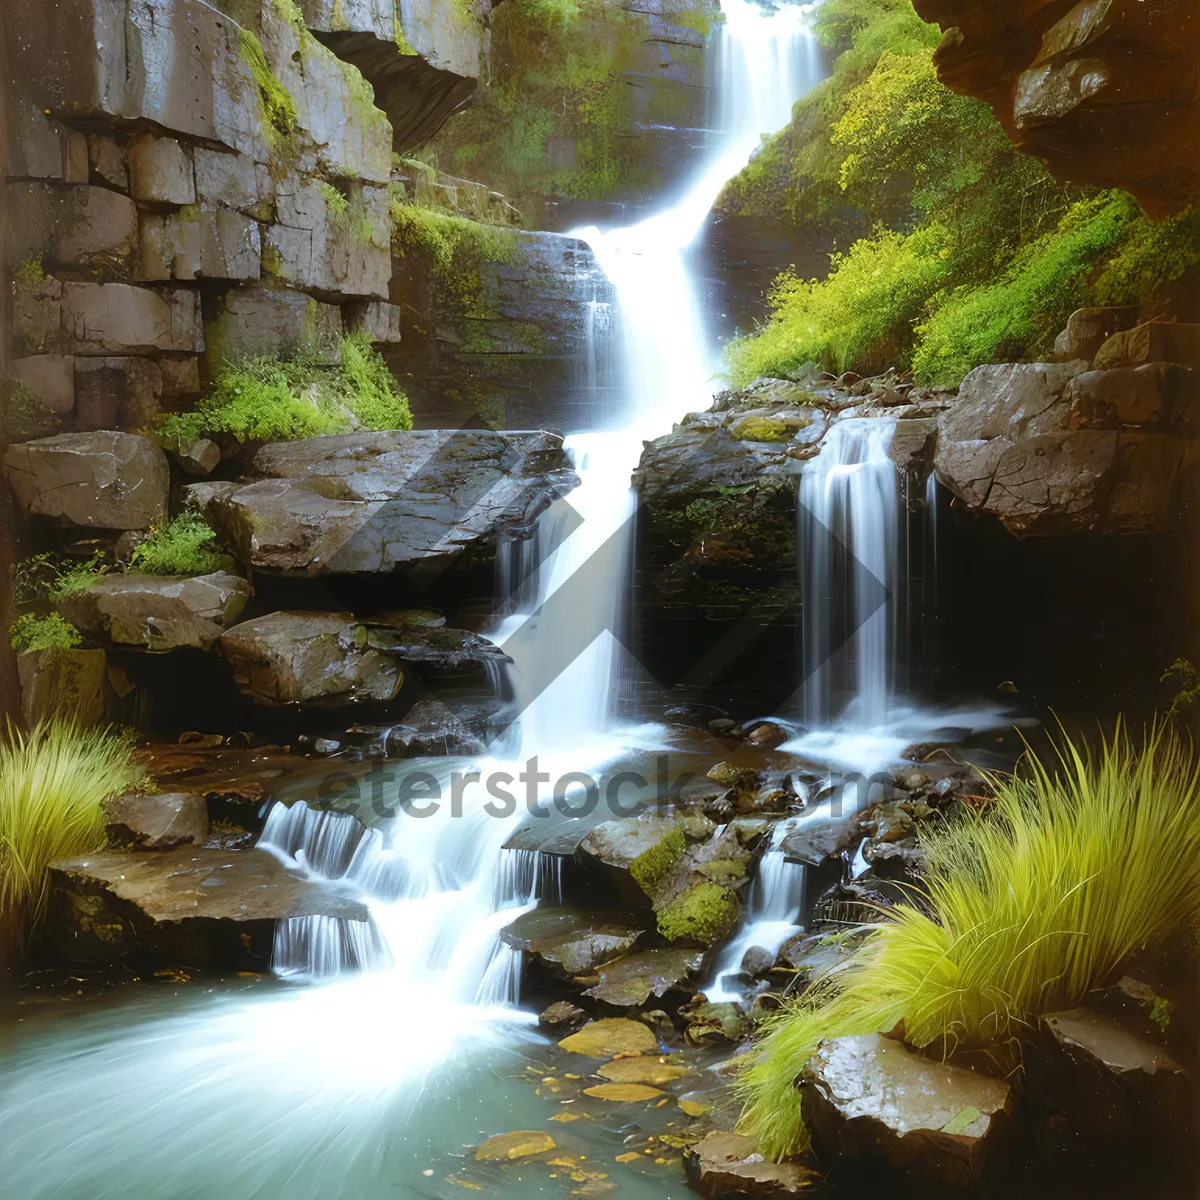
[911, 0, 1200, 217]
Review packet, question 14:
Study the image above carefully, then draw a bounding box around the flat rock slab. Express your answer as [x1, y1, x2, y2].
[684, 1131, 820, 1197]
[583, 946, 704, 1006]
[499, 906, 644, 975]
[194, 429, 574, 574]
[50, 848, 368, 924]
[4, 431, 169, 530]
[801, 1033, 1013, 1186]
[62, 571, 251, 651]
[558, 1018, 659, 1059]
[104, 792, 209, 850]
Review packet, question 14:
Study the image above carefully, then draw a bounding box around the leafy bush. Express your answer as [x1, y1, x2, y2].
[158, 330, 411, 443]
[725, 225, 947, 379]
[9, 613, 83, 654]
[737, 724, 1200, 1159]
[129, 514, 226, 577]
[0, 721, 147, 944]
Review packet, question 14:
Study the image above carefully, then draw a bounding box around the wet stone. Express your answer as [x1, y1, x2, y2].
[582, 947, 704, 1006]
[684, 1131, 820, 1197]
[498, 906, 644, 976]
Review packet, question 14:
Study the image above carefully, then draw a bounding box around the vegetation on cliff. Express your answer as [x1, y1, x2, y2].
[159, 330, 412, 443]
[737, 724, 1200, 1159]
[0, 722, 146, 946]
[428, 0, 720, 203]
[722, 0, 1200, 386]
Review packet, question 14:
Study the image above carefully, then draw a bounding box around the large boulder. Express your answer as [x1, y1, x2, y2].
[60, 572, 252, 651]
[934, 361, 1200, 535]
[4, 431, 169, 529]
[217, 611, 403, 705]
[46, 846, 369, 967]
[191, 429, 575, 574]
[800, 1033, 1014, 1186]
[911, 0, 1200, 217]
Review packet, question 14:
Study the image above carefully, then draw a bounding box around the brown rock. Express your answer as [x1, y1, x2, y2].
[1056, 307, 1140, 365]
[800, 1033, 1013, 1186]
[129, 134, 195, 205]
[498, 906, 644, 975]
[73, 357, 163, 432]
[1065, 362, 1200, 430]
[104, 792, 210, 850]
[684, 1131, 819, 1197]
[1094, 323, 1200, 372]
[17, 647, 107, 726]
[582, 946, 703, 1006]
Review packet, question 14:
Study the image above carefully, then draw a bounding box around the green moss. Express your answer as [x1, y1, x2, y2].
[129, 514, 226, 577]
[629, 824, 687, 896]
[656, 880, 739, 946]
[731, 417, 791, 443]
[317, 180, 350, 219]
[159, 330, 411, 443]
[14, 254, 45, 288]
[393, 7, 418, 55]
[236, 27, 298, 163]
[9, 613, 82, 654]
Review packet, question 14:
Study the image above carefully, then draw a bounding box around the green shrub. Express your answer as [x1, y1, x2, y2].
[725, 225, 948, 382]
[737, 724, 1200, 1159]
[129, 514, 226, 577]
[159, 330, 411, 443]
[9, 613, 83, 654]
[0, 721, 147, 945]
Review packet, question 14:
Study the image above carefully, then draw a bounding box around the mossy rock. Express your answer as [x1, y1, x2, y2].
[580, 817, 687, 904]
[727, 415, 793, 442]
[656, 880, 739, 947]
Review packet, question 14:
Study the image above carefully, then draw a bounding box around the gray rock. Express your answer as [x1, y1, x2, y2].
[345, 298, 403, 343]
[165, 436, 222, 477]
[801, 1033, 1013, 1186]
[580, 817, 686, 903]
[780, 818, 854, 866]
[62, 283, 203, 355]
[499, 906, 644, 976]
[13, 354, 75, 415]
[538, 1000, 589, 1030]
[934, 361, 1200, 535]
[684, 1131, 819, 1198]
[7, 182, 138, 274]
[87, 133, 129, 190]
[370, 698, 488, 756]
[196, 205, 262, 280]
[73, 357, 162, 432]
[60, 571, 252, 651]
[13, 274, 63, 356]
[218, 610, 404, 706]
[203, 284, 343, 370]
[129, 134, 195, 204]
[4, 431, 169, 529]
[1065, 362, 1200, 430]
[199, 429, 574, 574]
[46, 847, 369, 968]
[583, 946, 704, 1006]
[364, 612, 508, 677]
[160, 355, 203, 404]
[1056, 307, 1140, 365]
[10, 105, 88, 182]
[887, 416, 938, 478]
[104, 792, 209, 850]
[17, 647, 107, 727]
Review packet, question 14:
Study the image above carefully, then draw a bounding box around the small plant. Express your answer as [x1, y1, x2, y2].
[9, 613, 83, 654]
[51, 552, 108, 600]
[0, 721, 147, 945]
[129, 514, 226, 577]
[158, 330, 411, 443]
[1162, 657, 1200, 725]
[737, 723, 1200, 1159]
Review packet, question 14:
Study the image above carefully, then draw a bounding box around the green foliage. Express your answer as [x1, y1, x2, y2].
[237, 27, 298, 161]
[317, 180, 350, 218]
[0, 721, 147, 944]
[159, 330, 411, 443]
[129, 514, 225, 577]
[726, 226, 948, 380]
[722, 0, 1200, 386]
[9, 613, 82, 654]
[1162, 658, 1200, 725]
[11, 551, 105, 606]
[737, 724, 1200, 1159]
[50, 552, 107, 601]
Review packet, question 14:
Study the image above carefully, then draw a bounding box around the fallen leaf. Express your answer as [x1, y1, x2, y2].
[678, 1099, 709, 1117]
[474, 1130, 556, 1162]
[615, 1152, 641, 1164]
[559, 1019, 658, 1058]
[582, 1083, 665, 1102]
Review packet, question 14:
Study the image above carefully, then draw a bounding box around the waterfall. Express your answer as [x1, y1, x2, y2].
[260, 3, 826, 1011]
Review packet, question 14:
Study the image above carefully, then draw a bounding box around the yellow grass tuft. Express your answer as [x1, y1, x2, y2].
[737, 723, 1200, 1159]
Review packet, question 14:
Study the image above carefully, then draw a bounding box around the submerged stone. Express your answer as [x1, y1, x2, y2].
[684, 1131, 820, 1197]
[557, 1018, 659, 1059]
[596, 1057, 688, 1086]
[474, 1131, 556, 1162]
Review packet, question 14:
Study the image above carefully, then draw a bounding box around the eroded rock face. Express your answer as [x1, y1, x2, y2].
[218, 611, 404, 705]
[934, 361, 1200, 535]
[61, 572, 252, 651]
[193, 430, 575, 574]
[801, 1033, 1013, 1186]
[17, 647, 107, 726]
[4, 431, 169, 530]
[912, 0, 1200, 216]
[46, 847, 369, 966]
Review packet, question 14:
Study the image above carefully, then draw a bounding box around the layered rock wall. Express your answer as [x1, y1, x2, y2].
[911, 0, 1200, 216]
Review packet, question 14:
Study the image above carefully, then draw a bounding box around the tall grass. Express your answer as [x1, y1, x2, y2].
[0, 721, 146, 946]
[737, 724, 1200, 1159]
